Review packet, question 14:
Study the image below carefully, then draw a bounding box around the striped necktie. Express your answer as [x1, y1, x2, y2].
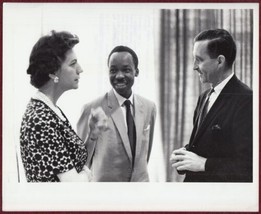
[197, 88, 215, 127]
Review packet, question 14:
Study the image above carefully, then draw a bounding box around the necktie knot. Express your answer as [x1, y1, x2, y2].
[124, 100, 132, 108]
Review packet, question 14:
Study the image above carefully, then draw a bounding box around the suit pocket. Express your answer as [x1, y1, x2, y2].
[211, 123, 223, 143]
[143, 125, 150, 142]
[144, 125, 150, 132]
[141, 125, 150, 154]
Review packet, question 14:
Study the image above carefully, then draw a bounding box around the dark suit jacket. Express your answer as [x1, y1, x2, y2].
[77, 90, 156, 182]
[184, 75, 253, 182]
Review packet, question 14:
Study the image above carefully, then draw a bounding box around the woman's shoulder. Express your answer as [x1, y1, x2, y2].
[23, 99, 58, 124]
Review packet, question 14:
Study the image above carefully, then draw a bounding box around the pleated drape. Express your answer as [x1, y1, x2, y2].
[159, 9, 253, 182]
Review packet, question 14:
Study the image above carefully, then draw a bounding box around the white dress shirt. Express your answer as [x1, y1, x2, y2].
[113, 89, 135, 130]
[207, 72, 234, 112]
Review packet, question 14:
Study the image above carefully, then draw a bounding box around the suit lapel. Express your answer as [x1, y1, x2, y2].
[133, 95, 144, 160]
[107, 90, 133, 163]
[189, 93, 208, 144]
[192, 75, 237, 145]
[193, 94, 226, 143]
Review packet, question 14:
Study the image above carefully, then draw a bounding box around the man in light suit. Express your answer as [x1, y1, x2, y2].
[170, 29, 252, 182]
[77, 46, 156, 182]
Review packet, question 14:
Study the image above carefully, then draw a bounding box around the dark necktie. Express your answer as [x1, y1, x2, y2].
[124, 100, 136, 160]
[197, 88, 215, 127]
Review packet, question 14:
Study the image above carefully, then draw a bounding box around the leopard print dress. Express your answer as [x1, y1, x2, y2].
[20, 99, 88, 182]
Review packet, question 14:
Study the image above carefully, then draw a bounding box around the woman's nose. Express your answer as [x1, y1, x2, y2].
[77, 64, 83, 74]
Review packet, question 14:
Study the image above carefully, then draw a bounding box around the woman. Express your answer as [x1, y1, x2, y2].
[20, 30, 106, 182]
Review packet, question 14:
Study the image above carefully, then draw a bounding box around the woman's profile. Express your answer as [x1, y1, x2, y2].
[20, 30, 107, 182]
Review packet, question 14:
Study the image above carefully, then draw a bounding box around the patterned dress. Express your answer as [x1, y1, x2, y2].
[20, 99, 88, 182]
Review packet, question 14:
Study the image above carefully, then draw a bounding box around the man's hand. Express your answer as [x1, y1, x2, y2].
[170, 148, 206, 172]
[88, 107, 108, 139]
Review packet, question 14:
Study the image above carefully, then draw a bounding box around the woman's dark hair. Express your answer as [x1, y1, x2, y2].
[27, 30, 79, 88]
[107, 45, 139, 69]
[194, 29, 236, 68]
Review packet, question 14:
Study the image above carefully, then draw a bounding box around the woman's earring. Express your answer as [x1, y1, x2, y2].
[54, 76, 59, 83]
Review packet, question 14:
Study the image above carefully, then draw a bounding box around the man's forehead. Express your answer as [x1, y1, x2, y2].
[194, 40, 209, 49]
[109, 52, 134, 64]
[193, 40, 209, 55]
[111, 51, 131, 57]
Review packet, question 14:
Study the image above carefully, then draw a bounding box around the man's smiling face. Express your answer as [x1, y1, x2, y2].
[108, 51, 138, 98]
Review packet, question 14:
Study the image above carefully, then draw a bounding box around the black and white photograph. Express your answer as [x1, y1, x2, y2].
[3, 2, 259, 212]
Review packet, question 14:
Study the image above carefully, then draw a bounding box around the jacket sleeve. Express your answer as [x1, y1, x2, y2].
[77, 104, 97, 167]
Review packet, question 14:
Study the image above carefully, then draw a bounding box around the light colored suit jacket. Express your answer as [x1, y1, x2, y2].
[77, 90, 156, 182]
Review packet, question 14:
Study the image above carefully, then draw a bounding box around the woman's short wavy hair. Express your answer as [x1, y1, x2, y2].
[27, 30, 79, 88]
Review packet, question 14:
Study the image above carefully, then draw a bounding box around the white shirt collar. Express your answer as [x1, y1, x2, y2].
[33, 90, 66, 121]
[213, 72, 234, 94]
[113, 89, 134, 107]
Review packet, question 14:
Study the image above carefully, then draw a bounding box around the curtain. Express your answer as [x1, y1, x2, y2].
[159, 9, 253, 182]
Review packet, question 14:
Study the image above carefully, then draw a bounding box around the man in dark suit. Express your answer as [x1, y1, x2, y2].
[77, 46, 156, 182]
[170, 29, 252, 182]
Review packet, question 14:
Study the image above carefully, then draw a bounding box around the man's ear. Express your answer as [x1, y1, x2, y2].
[135, 68, 139, 77]
[217, 55, 226, 66]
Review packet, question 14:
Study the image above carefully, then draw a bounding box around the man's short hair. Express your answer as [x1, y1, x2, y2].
[194, 29, 237, 68]
[107, 45, 139, 69]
